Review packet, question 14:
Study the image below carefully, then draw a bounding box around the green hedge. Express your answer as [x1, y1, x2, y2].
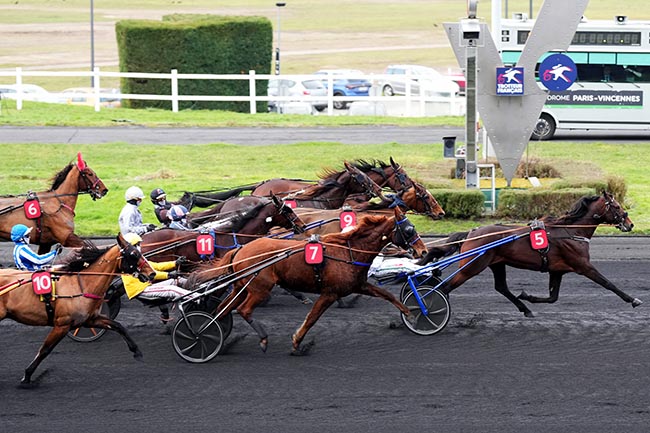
[496, 188, 594, 219]
[115, 15, 272, 112]
[429, 189, 485, 218]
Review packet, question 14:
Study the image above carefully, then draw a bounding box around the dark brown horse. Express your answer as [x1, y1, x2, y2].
[250, 157, 414, 197]
[0, 153, 108, 253]
[430, 192, 641, 318]
[0, 234, 155, 384]
[142, 195, 306, 264]
[192, 206, 427, 354]
[293, 182, 445, 237]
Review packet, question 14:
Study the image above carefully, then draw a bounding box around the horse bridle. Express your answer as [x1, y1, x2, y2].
[78, 166, 104, 200]
[594, 196, 628, 229]
[392, 214, 422, 253]
[276, 201, 306, 234]
[119, 243, 153, 282]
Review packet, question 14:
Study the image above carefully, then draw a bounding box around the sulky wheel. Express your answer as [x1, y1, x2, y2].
[172, 311, 224, 363]
[400, 285, 451, 336]
[186, 294, 234, 341]
[66, 301, 111, 342]
[400, 275, 442, 302]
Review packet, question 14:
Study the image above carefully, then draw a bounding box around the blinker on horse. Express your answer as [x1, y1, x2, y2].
[0, 234, 155, 385]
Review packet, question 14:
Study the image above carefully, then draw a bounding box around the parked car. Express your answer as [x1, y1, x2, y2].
[0, 84, 63, 104]
[378, 64, 460, 98]
[61, 87, 121, 108]
[313, 69, 371, 110]
[267, 78, 327, 112]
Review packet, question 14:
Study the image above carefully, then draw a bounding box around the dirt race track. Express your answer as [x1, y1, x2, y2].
[1, 237, 650, 433]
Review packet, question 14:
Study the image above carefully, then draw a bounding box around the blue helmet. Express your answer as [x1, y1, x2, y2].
[11, 224, 32, 242]
[169, 205, 188, 221]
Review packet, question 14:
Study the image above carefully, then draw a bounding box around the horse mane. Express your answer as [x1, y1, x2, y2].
[56, 240, 112, 272]
[544, 195, 600, 225]
[322, 214, 390, 244]
[50, 163, 75, 191]
[349, 158, 389, 173]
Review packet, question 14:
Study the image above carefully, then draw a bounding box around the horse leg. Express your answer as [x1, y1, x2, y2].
[83, 316, 143, 361]
[22, 325, 70, 384]
[63, 232, 86, 248]
[291, 293, 338, 355]
[489, 263, 535, 317]
[356, 282, 410, 316]
[578, 264, 642, 307]
[518, 271, 563, 304]
[235, 292, 272, 352]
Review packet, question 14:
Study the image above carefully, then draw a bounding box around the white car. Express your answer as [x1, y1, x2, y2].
[0, 84, 63, 104]
[267, 78, 327, 112]
[379, 64, 460, 97]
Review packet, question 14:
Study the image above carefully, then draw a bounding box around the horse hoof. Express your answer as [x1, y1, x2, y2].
[290, 340, 315, 356]
[632, 298, 643, 308]
[133, 351, 144, 362]
[524, 311, 535, 318]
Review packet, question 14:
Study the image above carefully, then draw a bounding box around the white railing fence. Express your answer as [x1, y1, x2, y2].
[0, 67, 466, 117]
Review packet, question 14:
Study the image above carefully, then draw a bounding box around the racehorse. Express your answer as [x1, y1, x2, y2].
[0, 234, 156, 384]
[142, 195, 306, 264]
[0, 153, 108, 253]
[174, 184, 257, 210]
[429, 192, 641, 317]
[250, 157, 414, 197]
[191, 206, 427, 354]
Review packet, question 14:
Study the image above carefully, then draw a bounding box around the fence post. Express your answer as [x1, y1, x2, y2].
[16, 67, 23, 111]
[93, 67, 101, 112]
[249, 70, 257, 114]
[171, 69, 179, 113]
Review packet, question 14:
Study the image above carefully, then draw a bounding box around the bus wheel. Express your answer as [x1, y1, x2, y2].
[531, 114, 556, 140]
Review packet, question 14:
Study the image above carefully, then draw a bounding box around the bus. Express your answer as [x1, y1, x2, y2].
[499, 14, 650, 140]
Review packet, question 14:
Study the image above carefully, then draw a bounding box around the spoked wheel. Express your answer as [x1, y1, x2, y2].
[400, 285, 451, 336]
[66, 300, 112, 342]
[186, 295, 234, 340]
[172, 311, 224, 363]
[400, 275, 442, 302]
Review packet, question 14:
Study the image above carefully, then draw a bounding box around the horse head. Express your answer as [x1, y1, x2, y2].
[595, 191, 634, 232]
[116, 233, 156, 282]
[390, 207, 428, 258]
[271, 193, 306, 234]
[389, 156, 414, 191]
[76, 153, 108, 200]
[398, 182, 445, 220]
[344, 161, 386, 200]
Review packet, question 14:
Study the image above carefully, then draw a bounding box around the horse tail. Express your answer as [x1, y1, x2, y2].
[183, 184, 258, 208]
[417, 231, 469, 265]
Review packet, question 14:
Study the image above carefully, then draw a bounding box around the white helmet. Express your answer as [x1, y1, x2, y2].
[125, 186, 145, 202]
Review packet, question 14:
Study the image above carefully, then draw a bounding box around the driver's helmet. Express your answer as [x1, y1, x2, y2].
[168, 204, 189, 221]
[125, 186, 145, 202]
[150, 188, 166, 205]
[11, 224, 32, 243]
[124, 232, 143, 246]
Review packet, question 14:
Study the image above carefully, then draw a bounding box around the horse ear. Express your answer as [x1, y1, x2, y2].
[390, 156, 399, 169]
[77, 152, 86, 171]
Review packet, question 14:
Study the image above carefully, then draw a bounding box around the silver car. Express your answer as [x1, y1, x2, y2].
[267, 78, 327, 112]
[379, 64, 459, 97]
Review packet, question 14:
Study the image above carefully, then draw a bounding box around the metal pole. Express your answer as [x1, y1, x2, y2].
[275, 2, 286, 75]
[90, 0, 95, 87]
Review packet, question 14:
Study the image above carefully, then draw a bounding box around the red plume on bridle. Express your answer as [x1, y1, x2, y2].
[77, 152, 86, 171]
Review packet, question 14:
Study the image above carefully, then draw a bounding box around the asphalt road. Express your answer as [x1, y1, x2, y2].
[1, 236, 649, 433]
[2, 125, 649, 145]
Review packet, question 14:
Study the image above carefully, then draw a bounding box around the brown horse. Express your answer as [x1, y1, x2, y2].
[292, 182, 445, 237]
[250, 157, 414, 197]
[142, 195, 306, 264]
[0, 234, 156, 384]
[0, 153, 108, 253]
[192, 206, 427, 354]
[431, 192, 641, 318]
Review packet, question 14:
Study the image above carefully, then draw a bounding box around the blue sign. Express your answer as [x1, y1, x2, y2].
[539, 54, 577, 91]
[496, 67, 524, 96]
